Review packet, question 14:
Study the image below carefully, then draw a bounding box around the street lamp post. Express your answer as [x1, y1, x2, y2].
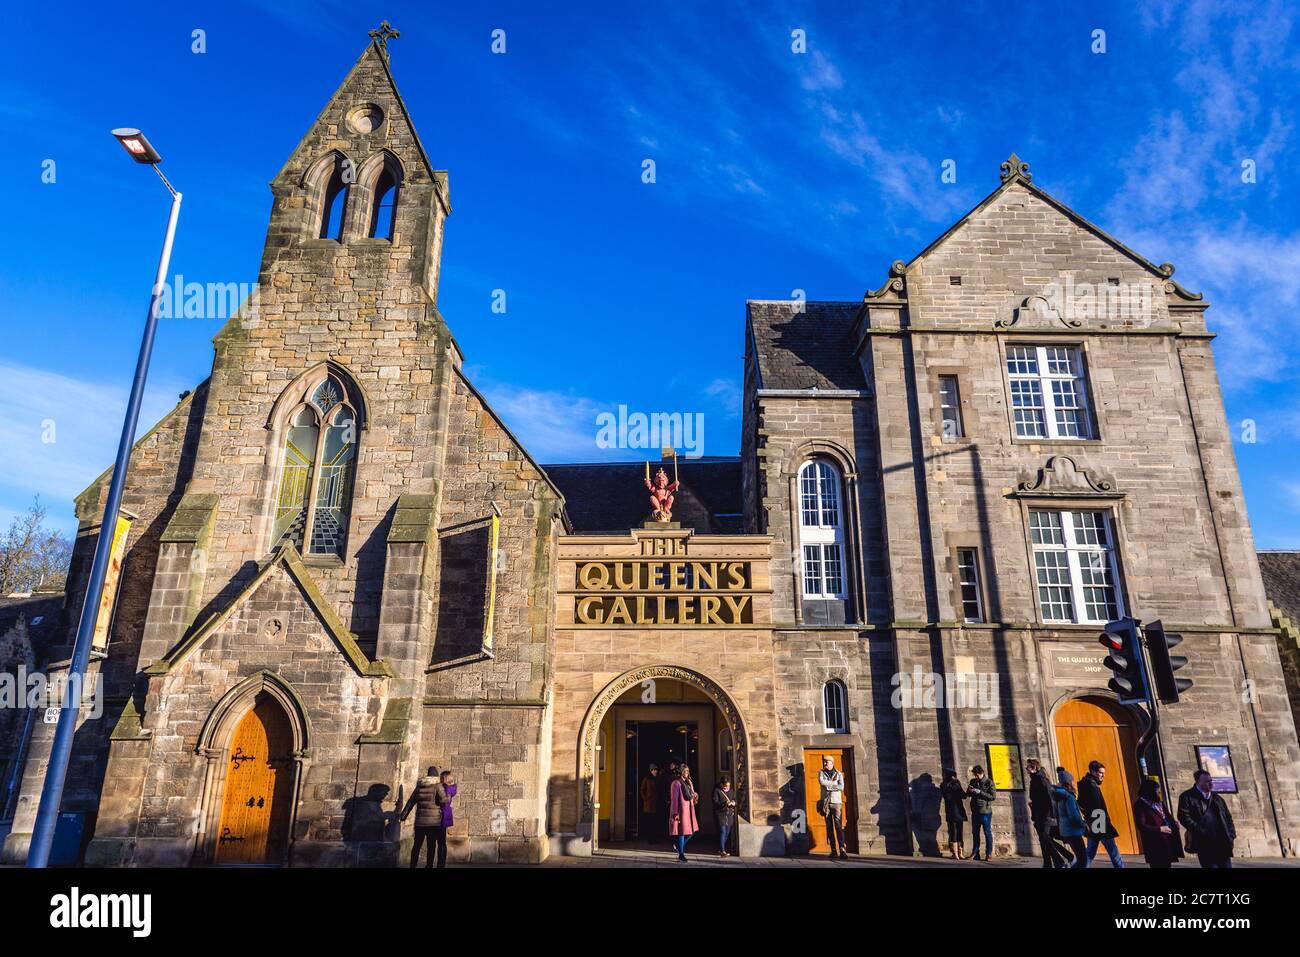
[26, 129, 181, 867]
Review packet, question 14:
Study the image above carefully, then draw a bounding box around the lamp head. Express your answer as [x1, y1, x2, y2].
[112, 128, 162, 164]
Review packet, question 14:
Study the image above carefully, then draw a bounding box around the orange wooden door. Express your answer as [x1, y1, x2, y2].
[215, 696, 294, 864]
[802, 748, 857, 854]
[1054, 697, 1141, 855]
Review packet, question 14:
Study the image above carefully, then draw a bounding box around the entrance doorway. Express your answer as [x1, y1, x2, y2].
[1053, 696, 1142, 855]
[802, 747, 858, 854]
[623, 720, 699, 841]
[593, 677, 733, 849]
[215, 693, 295, 864]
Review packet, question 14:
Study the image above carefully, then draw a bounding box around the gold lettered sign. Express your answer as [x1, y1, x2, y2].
[572, 557, 754, 626]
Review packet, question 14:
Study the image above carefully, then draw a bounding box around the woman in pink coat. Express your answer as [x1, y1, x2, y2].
[670, 765, 700, 861]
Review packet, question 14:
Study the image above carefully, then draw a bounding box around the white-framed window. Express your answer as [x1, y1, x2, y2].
[823, 680, 848, 733]
[939, 375, 964, 441]
[1029, 509, 1123, 624]
[1006, 345, 1093, 440]
[956, 548, 984, 623]
[798, 460, 845, 599]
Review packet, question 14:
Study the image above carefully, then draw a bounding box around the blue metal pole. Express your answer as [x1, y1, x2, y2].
[26, 182, 181, 867]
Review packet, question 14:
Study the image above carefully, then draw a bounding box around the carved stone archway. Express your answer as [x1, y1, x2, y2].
[191, 671, 312, 865]
[577, 664, 750, 832]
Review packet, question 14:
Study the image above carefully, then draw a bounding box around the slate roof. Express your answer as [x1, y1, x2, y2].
[542, 458, 743, 534]
[0, 592, 65, 661]
[747, 300, 866, 392]
[1259, 551, 1300, 626]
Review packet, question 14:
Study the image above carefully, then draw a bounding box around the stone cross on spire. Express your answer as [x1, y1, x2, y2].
[368, 20, 400, 50]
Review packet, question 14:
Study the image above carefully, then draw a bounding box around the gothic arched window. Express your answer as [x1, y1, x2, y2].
[271, 374, 358, 556]
[318, 158, 351, 241]
[798, 459, 846, 599]
[368, 162, 400, 240]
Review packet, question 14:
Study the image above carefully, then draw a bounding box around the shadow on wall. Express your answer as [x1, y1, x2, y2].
[342, 783, 399, 843]
[779, 762, 807, 853]
[909, 772, 943, 856]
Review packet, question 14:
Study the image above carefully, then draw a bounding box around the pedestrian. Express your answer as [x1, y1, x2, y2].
[1078, 761, 1124, 868]
[1134, 778, 1182, 869]
[1177, 769, 1236, 868]
[965, 765, 996, 861]
[400, 765, 448, 868]
[939, 768, 967, 859]
[669, 763, 699, 862]
[663, 758, 681, 846]
[1026, 758, 1066, 868]
[818, 754, 850, 859]
[1050, 768, 1088, 868]
[713, 776, 737, 857]
[639, 764, 660, 839]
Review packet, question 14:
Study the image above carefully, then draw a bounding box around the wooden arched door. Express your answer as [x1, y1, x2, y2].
[215, 694, 295, 864]
[1053, 696, 1142, 855]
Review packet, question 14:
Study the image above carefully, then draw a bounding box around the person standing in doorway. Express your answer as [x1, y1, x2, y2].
[639, 764, 660, 840]
[670, 763, 699, 861]
[818, 755, 849, 859]
[966, 765, 996, 861]
[663, 759, 681, 848]
[1051, 768, 1088, 868]
[1026, 758, 1066, 868]
[400, 765, 447, 868]
[1134, 778, 1182, 869]
[1078, 761, 1124, 868]
[713, 776, 737, 857]
[939, 768, 967, 859]
[1178, 769, 1236, 868]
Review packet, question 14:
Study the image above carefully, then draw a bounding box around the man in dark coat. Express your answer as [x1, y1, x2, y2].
[1026, 758, 1066, 868]
[966, 765, 996, 861]
[1177, 769, 1236, 868]
[1078, 761, 1124, 868]
[400, 765, 449, 868]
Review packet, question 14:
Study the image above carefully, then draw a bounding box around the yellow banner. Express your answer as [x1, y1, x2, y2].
[92, 514, 132, 651]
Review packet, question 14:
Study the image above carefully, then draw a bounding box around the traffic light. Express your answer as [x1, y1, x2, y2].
[1144, 619, 1192, 704]
[1100, 617, 1150, 705]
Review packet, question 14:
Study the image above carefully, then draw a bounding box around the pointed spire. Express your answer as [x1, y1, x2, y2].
[999, 153, 1032, 184]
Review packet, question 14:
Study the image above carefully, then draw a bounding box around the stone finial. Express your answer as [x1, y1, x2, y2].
[368, 20, 401, 50]
[999, 152, 1032, 184]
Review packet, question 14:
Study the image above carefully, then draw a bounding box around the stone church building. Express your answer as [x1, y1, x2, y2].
[4, 37, 1298, 865]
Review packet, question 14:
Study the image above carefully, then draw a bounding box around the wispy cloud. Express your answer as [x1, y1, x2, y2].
[0, 362, 187, 532]
[476, 382, 613, 463]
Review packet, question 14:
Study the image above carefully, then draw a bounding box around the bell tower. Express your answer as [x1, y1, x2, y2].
[259, 25, 451, 302]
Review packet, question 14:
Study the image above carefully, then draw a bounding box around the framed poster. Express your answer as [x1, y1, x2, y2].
[984, 743, 1024, 792]
[1194, 744, 1238, 794]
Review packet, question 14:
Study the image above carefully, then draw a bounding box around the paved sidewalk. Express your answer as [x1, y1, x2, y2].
[534, 846, 1300, 869]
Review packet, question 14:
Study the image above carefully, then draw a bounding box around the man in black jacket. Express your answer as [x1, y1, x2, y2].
[1026, 758, 1066, 868]
[966, 765, 996, 861]
[1177, 769, 1236, 868]
[1078, 761, 1124, 868]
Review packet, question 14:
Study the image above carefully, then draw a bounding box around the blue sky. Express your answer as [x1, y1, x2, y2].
[2, 1, 1298, 547]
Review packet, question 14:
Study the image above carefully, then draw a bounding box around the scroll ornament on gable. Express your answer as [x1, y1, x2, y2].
[1011, 455, 1121, 499]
